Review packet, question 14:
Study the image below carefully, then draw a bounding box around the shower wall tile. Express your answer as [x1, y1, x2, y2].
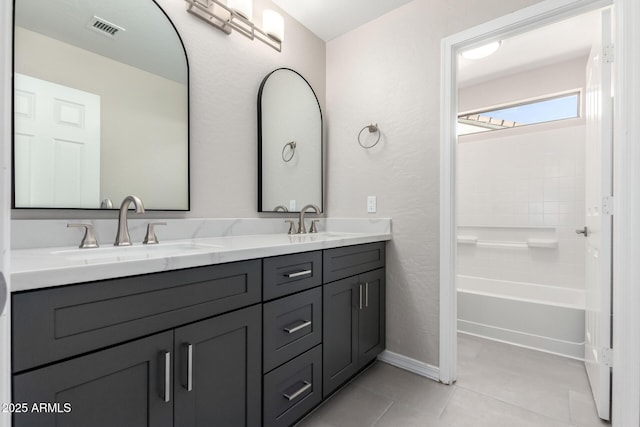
[457, 124, 587, 291]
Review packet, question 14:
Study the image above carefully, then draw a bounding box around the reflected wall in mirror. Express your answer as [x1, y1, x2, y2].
[258, 68, 323, 213]
[13, 0, 189, 210]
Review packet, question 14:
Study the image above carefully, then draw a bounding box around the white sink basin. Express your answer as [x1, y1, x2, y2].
[52, 242, 223, 262]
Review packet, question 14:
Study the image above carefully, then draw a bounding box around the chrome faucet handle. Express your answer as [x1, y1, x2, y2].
[309, 220, 320, 233]
[67, 223, 99, 249]
[285, 220, 296, 235]
[143, 222, 167, 245]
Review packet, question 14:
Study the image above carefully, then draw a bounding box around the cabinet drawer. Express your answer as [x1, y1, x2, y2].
[263, 251, 322, 301]
[12, 260, 261, 373]
[263, 287, 322, 372]
[263, 345, 322, 427]
[323, 242, 385, 283]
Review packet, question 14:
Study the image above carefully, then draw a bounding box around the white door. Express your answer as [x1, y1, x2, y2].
[13, 73, 100, 208]
[583, 8, 613, 421]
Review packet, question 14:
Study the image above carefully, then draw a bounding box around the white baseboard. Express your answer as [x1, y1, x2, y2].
[377, 350, 441, 382]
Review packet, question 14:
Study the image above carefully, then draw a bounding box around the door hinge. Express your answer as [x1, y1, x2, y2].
[602, 196, 614, 215]
[603, 44, 614, 63]
[601, 347, 613, 367]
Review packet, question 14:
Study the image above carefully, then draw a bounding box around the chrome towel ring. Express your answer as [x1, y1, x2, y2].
[282, 141, 296, 162]
[358, 123, 381, 149]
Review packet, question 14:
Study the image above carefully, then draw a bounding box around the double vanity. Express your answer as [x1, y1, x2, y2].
[9, 219, 391, 427]
[9, 0, 388, 424]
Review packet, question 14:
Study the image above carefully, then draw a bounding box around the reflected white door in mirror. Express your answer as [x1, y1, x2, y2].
[14, 74, 100, 208]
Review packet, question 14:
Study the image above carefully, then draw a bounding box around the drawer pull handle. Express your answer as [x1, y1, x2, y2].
[186, 344, 193, 392]
[283, 320, 312, 334]
[285, 269, 312, 278]
[283, 381, 312, 401]
[359, 284, 363, 310]
[163, 351, 171, 403]
[365, 282, 369, 308]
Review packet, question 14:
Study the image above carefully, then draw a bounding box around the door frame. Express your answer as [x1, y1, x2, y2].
[0, 0, 11, 426]
[439, 0, 640, 425]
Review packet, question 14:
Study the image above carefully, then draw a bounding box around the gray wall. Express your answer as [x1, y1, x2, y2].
[325, 0, 543, 366]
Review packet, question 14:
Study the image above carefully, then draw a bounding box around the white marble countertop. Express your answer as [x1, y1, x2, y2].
[11, 220, 391, 291]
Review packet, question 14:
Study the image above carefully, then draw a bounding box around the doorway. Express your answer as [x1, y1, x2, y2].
[438, 0, 616, 422]
[454, 7, 611, 423]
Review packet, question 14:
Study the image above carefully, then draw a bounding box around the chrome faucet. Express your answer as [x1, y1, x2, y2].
[297, 204, 320, 234]
[114, 195, 145, 246]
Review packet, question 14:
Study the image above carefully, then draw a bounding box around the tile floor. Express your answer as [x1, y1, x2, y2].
[297, 334, 610, 427]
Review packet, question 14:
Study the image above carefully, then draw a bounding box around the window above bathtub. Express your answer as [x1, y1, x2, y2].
[458, 90, 581, 136]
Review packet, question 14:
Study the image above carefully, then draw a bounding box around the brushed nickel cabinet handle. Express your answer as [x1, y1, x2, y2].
[283, 381, 312, 401]
[186, 344, 193, 392]
[285, 269, 312, 278]
[283, 320, 312, 334]
[359, 284, 363, 310]
[365, 282, 369, 308]
[163, 351, 171, 402]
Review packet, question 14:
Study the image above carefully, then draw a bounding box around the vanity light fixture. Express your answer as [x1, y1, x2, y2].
[185, 0, 283, 52]
[226, 0, 252, 20]
[460, 41, 502, 60]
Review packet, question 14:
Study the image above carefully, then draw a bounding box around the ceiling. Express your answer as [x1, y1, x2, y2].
[272, 0, 415, 41]
[457, 10, 600, 86]
[15, 0, 187, 84]
[273, 1, 601, 85]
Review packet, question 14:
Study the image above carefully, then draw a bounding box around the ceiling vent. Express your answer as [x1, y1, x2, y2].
[86, 16, 125, 38]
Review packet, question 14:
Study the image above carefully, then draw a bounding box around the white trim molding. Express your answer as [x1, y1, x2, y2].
[0, 0, 11, 426]
[612, 0, 640, 425]
[377, 351, 440, 382]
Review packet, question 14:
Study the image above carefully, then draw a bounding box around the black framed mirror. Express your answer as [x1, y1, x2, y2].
[12, 0, 189, 210]
[258, 68, 323, 213]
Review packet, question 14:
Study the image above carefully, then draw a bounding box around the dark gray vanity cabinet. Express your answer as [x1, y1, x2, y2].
[262, 251, 323, 427]
[173, 305, 262, 427]
[12, 260, 262, 427]
[13, 331, 174, 427]
[322, 243, 386, 398]
[11, 241, 387, 427]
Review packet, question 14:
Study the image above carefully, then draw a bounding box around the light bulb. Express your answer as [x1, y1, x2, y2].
[227, 0, 252, 20]
[461, 41, 501, 60]
[263, 9, 284, 42]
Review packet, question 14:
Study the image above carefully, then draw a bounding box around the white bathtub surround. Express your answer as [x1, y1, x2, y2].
[457, 275, 586, 359]
[457, 275, 585, 309]
[10, 218, 391, 291]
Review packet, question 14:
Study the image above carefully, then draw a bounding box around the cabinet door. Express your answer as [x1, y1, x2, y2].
[174, 305, 261, 427]
[358, 268, 386, 366]
[13, 331, 174, 427]
[322, 277, 358, 398]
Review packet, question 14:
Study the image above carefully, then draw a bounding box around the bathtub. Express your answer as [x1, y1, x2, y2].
[457, 275, 586, 360]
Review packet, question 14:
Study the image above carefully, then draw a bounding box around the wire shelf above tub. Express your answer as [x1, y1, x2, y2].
[456, 226, 558, 249]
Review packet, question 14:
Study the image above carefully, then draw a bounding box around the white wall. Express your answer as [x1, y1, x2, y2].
[457, 59, 587, 291]
[459, 56, 588, 111]
[325, 0, 544, 366]
[457, 124, 586, 289]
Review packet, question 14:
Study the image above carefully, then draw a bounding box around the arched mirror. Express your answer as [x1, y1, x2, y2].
[13, 0, 189, 210]
[258, 68, 323, 213]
